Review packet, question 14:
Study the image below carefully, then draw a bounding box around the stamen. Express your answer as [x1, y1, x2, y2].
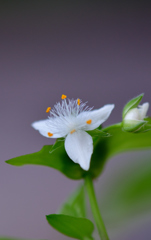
[47, 132, 53, 137]
[77, 99, 80, 106]
[61, 94, 67, 99]
[86, 119, 92, 124]
[46, 107, 51, 113]
[70, 129, 76, 134]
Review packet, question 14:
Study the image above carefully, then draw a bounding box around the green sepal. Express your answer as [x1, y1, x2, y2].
[123, 116, 151, 133]
[138, 117, 151, 133]
[46, 214, 94, 240]
[122, 93, 144, 118]
[122, 119, 147, 132]
[49, 138, 64, 153]
[87, 129, 110, 138]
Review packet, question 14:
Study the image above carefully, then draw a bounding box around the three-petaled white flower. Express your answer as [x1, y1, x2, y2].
[32, 95, 114, 171]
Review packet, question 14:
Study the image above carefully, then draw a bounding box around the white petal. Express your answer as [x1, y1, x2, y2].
[65, 130, 93, 171]
[31, 119, 64, 138]
[124, 108, 140, 121]
[124, 103, 149, 121]
[139, 102, 149, 119]
[76, 104, 115, 131]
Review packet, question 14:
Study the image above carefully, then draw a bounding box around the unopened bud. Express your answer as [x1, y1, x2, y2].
[122, 94, 149, 132]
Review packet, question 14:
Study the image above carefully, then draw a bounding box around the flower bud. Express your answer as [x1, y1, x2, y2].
[124, 103, 149, 121]
[122, 94, 149, 132]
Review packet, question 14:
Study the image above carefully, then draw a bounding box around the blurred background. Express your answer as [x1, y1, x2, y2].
[0, 1, 151, 239]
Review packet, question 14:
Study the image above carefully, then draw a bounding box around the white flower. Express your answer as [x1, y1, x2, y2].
[124, 103, 149, 121]
[32, 95, 114, 171]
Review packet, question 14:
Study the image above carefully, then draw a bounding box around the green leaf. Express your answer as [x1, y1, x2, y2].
[59, 185, 86, 218]
[6, 145, 85, 180]
[46, 214, 94, 240]
[50, 186, 94, 239]
[122, 93, 143, 118]
[88, 119, 151, 178]
[5, 128, 109, 180]
[100, 157, 151, 228]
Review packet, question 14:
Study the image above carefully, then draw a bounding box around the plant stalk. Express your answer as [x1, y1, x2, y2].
[85, 175, 109, 240]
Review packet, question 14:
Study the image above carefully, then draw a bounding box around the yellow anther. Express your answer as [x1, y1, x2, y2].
[47, 132, 53, 137]
[86, 119, 92, 124]
[77, 99, 80, 106]
[70, 129, 76, 134]
[61, 94, 67, 99]
[46, 107, 51, 113]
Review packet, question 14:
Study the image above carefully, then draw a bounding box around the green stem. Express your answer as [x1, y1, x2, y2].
[85, 175, 109, 240]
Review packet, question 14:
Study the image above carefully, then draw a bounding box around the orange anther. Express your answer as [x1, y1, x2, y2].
[70, 129, 76, 134]
[86, 119, 92, 124]
[47, 132, 53, 137]
[46, 107, 51, 113]
[77, 99, 80, 106]
[61, 94, 67, 99]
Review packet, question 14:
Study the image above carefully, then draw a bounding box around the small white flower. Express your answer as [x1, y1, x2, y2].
[32, 95, 114, 171]
[124, 103, 149, 121]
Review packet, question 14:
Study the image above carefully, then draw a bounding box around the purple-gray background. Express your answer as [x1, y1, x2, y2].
[0, 1, 151, 239]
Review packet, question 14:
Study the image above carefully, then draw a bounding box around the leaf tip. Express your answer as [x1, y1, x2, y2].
[5, 160, 12, 165]
[5, 159, 23, 166]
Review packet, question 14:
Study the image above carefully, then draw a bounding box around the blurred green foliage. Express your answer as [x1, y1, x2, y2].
[100, 156, 151, 229]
